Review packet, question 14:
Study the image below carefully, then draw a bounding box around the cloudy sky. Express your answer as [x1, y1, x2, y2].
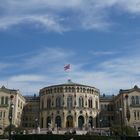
[0, 0, 140, 95]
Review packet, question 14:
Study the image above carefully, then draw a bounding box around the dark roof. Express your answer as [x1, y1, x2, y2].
[100, 94, 115, 101]
[119, 85, 140, 94]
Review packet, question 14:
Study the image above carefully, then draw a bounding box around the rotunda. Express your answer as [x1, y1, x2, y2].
[39, 80, 100, 129]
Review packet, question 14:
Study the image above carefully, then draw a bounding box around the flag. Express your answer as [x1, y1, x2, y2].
[64, 64, 70, 71]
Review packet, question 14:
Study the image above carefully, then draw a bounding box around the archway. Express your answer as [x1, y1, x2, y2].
[78, 116, 84, 129]
[55, 116, 61, 127]
[47, 116, 51, 128]
[89, 116, 93, 127]
[66, 116, 73, 128]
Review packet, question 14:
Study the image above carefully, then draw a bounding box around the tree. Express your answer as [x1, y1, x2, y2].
[110, 125, 138, 136]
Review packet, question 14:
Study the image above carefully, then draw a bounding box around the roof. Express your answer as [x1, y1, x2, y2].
[119, 85, 140, 94]
[100, 94, 115, 101]
[0, 85, 18, 92]
[40, 79, 99, 91]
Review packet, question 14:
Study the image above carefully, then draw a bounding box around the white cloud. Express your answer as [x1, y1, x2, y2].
[0, 62, 14, 71]
[8, 74, 45, 82]
[90, 51, 118, 56]
[1, 0, 140, 31]
[1, 47, 139, 95]
[24, 47, 74, 71]
[0, 15, 67, 32]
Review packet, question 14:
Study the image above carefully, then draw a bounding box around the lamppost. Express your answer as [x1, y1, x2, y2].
[35, 118, 39, 134]
[119, 108, 123, 137]
[99, 119, 102, 135]
[9, 95, 14, 140]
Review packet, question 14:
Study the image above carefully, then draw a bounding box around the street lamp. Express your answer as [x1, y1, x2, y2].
[99, 119, 102, 135]
[119, 108, 123, 137]
[35, 118, 39, 134]
[9, 95, 14, 140]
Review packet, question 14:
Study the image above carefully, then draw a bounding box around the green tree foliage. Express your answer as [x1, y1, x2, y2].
[110, 125, 138, 136]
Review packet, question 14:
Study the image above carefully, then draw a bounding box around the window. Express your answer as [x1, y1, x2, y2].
[3, 111, 5, 118]
[68, 87, 71, 92]
[0, 112, 2, 118]
[131, 96, 135, 105]
[137, 111, 140, 120]
[101, 104, 104, 110]
[134, 111, 136, 120]
[41, 99, 44, 109]
[1, 97, 4, 105]
[5, 97, 8, 105]
[79, 96, 84, 108]
[95, 100, 98, 109]
[47, 98, 51, 109]
[88, 98, 92, 108]
[136, 96, 139, 104]
[67, 96, 73, 109]
[56, 96, 61, 108]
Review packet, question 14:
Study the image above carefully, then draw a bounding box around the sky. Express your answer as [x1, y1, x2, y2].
[0, 0, 140, 95]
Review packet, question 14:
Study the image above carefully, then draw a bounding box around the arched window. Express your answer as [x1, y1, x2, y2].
[65, 87, 68, 92]
[136, 96, 139, 104]
[67, 96, 73, 109]
[56, 96, 61, 108]
[88, 98, 92, 108]
[72, 87, 75, 92]
[131, 96, 135, 105]
[77, 87, 79, 92]
[79, 96, 84, 108]
[47, 98, 51, 109]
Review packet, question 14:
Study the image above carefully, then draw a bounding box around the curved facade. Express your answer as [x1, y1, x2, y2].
[39, 80, 100, 129]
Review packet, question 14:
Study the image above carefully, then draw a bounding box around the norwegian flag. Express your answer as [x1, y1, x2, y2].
[64, 64, 70, 71]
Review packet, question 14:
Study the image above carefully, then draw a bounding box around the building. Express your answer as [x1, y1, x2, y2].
[99, 94, 115, 128]
[21, 94, 40, 129]
[1, 82, 140, 134]
[113, 85, 140, 130]
[0, 86, 25, 134]
[39, 80, 100, 129]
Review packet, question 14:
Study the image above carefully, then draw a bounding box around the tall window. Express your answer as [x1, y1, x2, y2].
[95, 100, 98, 109]
[88, 98, 92, 108]
[47, 98, 51, 109]
[134, 111, 136, 120]
[136, 96, 139, 104]
[1, 97, 4, 105]
[137, 111, 140, 120]
[56, 96, 61, 108]
[79, 96, 84, 108]
[67, 96, 73, 109]
[131, 96, 135, 105]
[5, 97, 8, 105]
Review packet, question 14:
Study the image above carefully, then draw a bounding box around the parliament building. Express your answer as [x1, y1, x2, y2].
[0, 80, 140, 134]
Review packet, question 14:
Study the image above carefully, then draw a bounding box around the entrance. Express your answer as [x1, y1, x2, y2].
[66, 116, 73, 128]
[78, 116, 84, 129]
[55, 116, 61, 127]
[89, 116, 93, 127]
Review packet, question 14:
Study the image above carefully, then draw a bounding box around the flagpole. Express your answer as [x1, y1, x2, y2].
[64, 64, 71, 82]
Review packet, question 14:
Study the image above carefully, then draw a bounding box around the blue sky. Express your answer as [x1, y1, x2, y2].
[0, 0, 140, 95]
